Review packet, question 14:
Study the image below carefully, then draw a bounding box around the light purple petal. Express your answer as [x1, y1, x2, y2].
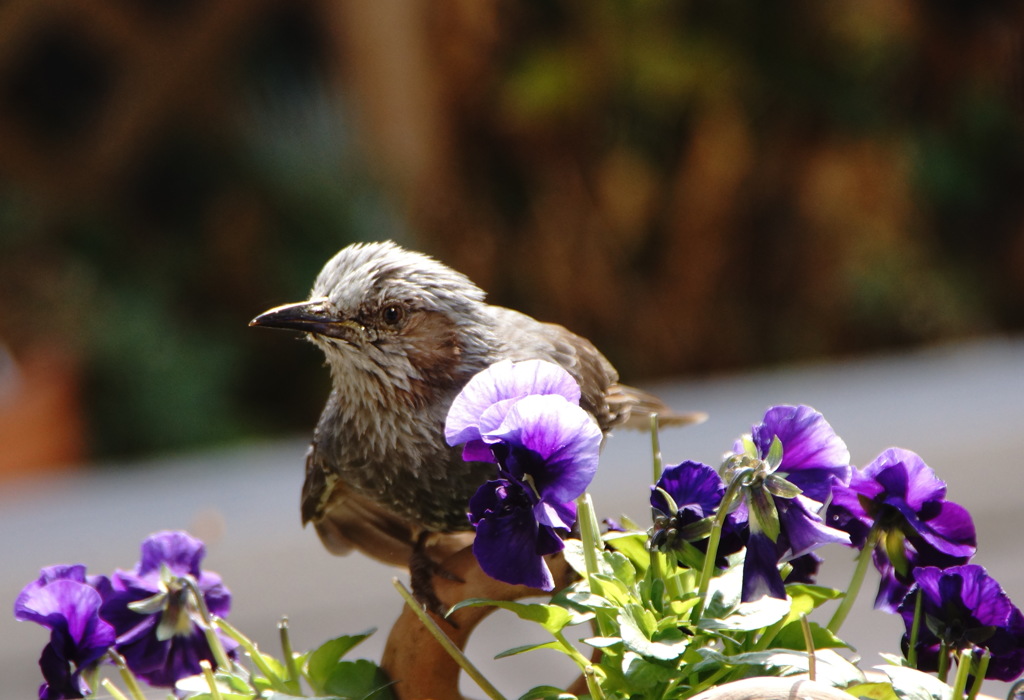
[487, 394, 601, 504]
[445, 359, 581, 447]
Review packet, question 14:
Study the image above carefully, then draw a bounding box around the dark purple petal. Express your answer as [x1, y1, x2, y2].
[899, 565, 1024, 681]
[912, 500, 976, 559]
[534, 498, 576, 531]
[785, 552, 822, 585]
[15, 578, 116, 700]
[445, 359, 581, 448]
[742, 531, 787, 601]
[137, 531, 205, 578]
[651, 461, 724, 518]
[777, 495, 850, 558]
[751, 405, 851, 501]
[101, 531, 235, 688]
[469, 480, 558, 590]
[486, 394, 601, 504]
[864, 448, 947, 510]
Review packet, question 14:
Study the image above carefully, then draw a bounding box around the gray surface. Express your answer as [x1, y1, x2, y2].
[2, 337, 1022, 699]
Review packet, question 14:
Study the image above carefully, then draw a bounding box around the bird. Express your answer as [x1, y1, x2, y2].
[250, 240, 702, 598]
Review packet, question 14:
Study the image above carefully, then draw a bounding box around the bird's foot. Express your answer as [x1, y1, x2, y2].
[409, 533, 464, 622]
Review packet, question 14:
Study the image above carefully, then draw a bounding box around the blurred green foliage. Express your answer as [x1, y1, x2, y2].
[0, 1, 1022, 462]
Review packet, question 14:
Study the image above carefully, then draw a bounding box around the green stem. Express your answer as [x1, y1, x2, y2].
[951, 648, 972, 699]
[108, 650, 148, 700]
[392, 578, 508, 700]
[217, 617, 288, 688]
[650, 413, 663, 484]
[800, 614, 816, 682]
[827, 525, 881, 634]
[181, 575, 232, 671]
[967, 650, 990, 700]
[100, 678, 131, 700]
[687, 664, 733, 697]
[938, 640, 951, 684]
[201, 660, 224, 700]
[577, 493, 602, 581]
[279, 616, 303, 694]
[585, 665, 607, 700]
[694, 468, 749, 623]
[907, 588, 923, 669]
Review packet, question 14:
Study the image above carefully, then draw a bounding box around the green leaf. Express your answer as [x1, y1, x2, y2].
[322, 659, 395, 700]
[618, 607, 689, 661]
[700, 595, 790, 631]
[495, 640, 566, 659]
[589, 574, 635, 607]
[843, 682, 901, 700]
[765, 436, 784, 471]
[600, 550, 637, 588]
[264, 694, 345, 700]
[749, 486, 781, 541]
[765, 473, 801, 499]
[785, 584, 843, 617]
[583, 636, 623, 649]
[304, 631, 376, 694]
[517, 685, 578, 700]
[604, 532, 650, 572]
[773, 619, 850, 651]
[622, 651, 679, 690]
[450, 598, 574, 634]
[874, 664, 953, 700]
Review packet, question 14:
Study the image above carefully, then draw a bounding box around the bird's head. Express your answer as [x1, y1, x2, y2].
[251, 241, 492, 399]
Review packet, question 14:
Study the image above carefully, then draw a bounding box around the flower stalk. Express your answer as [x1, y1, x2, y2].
[827, 525, 881, 634]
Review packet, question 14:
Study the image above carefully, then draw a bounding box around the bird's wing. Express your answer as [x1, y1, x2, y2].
[301, 443, 417, 567]
[604, 383, 707, 430]
[490, 306, 705, 432]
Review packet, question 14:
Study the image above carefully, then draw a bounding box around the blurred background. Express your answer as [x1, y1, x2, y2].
[2, 0, 1023, 474]
[2, 1, 1024, 697]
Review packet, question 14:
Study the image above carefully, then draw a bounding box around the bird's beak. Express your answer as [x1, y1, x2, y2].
[249, 298, 363, 340]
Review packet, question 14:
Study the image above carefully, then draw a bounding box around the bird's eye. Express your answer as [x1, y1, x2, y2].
[381, 304, 405, 326]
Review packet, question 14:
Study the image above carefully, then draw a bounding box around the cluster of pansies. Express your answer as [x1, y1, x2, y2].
[14, 531, 234, 699]
[15, 358, 1024, 700]
[446, 360, 1024, 690]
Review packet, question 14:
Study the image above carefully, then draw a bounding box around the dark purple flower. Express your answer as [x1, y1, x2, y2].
[100, 531, 235, 687]
[828, 448, 977, 611]
[465, 391, 601, 590]
[745, 404, 852, 503]
[445, 359, 582, 462]
[731, 405, 852, 601]
[899, 565, 1024, 682]
[15, 566, 116, 699]
[649, 461, 744, 564]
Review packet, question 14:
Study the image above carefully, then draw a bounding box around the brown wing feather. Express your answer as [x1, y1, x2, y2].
[302, 443, 418, 566]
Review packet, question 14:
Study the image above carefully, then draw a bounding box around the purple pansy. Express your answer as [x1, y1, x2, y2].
[448, 361, 601, 590]
[745, 404, 852, 503]
[732, 405, 852, 601]
[899, 565, 1024, 682]
[828, 448, 976, 612]
[100, 531, 235, 687]
[650, 461, 744, 565]
[14, 565, 116, 699]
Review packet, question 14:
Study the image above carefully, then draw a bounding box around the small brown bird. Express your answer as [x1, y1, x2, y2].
[251, 241, 700, 582]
